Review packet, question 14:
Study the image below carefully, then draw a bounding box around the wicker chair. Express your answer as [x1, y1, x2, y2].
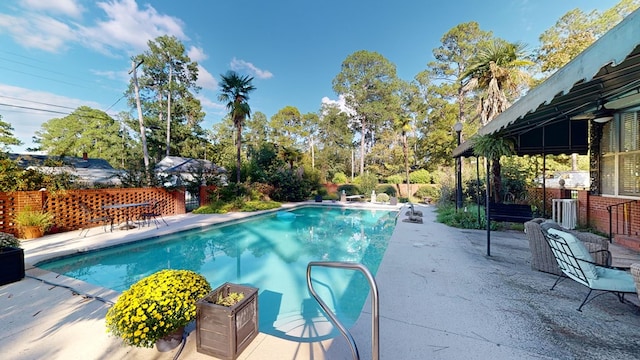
[525, 218, 610, 276]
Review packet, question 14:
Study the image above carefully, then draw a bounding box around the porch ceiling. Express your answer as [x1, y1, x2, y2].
[454, 9, 640, 158]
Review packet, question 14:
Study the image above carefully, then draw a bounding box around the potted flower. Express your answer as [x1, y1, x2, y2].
[196, 282, 259, 359]
[13, 206, 54, 239]
[105, 269, 211, 351]
[0, 232, 25, 286]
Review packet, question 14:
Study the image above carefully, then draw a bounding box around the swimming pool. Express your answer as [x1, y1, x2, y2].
[38, 206, 397, 339]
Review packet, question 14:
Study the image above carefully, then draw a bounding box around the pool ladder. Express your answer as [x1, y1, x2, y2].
[306, 261, 379, 360]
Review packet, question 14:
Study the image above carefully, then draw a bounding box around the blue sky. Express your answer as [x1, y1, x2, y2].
[0, 0, 620, 153]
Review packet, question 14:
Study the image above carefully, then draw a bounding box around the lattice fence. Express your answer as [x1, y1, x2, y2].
[0, 188, 186, 237]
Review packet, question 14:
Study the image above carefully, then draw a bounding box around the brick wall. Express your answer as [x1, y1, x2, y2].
[528, 188, 640, 238]
[199, 185, 217, 206]
[588, 195, 640, 237]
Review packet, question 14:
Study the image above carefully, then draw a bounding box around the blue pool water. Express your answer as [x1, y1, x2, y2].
[38, 206, 397, 338]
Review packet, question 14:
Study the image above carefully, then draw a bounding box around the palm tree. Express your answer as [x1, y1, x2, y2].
[218, 71, 256, 184]
[471, 133, 515, 203]
[461, 40, 532, 202]
[461, 40, 532, 126]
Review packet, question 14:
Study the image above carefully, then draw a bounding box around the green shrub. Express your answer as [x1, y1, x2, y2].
[435, 204, 493, 230]
[337, 184, 361, 196]
[270, 170, 315, 202]
[356, 172, 378, 197]
[316, 187, 328, 197]
[332, 172, 348, 184]
[376, 184, 397, 197]
[376, 193, 390, 203]
[193, 201, 234, 214]
[414, 185, 441, 203]
[386, 174, 404, 184]
[409, 169, 431, 184]
[240, 201, 281, 211]
[193, 199, 281, 213]
[250, 182, 275, 201]
[430, 169, 446, 184]
[210, 183, 250, 202]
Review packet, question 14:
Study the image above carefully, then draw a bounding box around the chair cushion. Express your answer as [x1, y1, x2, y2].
[590, 267, 636, 292]
[548, 228, 598, 280]
[540, 220, 563, 232]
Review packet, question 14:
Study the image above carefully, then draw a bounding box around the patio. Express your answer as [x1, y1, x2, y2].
[1, 203, 639, 359]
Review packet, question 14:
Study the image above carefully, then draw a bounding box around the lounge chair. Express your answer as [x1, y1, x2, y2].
[345, 194, 364, 201]
[543, 228, 636, 311]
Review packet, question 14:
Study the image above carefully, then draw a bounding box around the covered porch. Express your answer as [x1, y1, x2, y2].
[453, 9, 640, 251]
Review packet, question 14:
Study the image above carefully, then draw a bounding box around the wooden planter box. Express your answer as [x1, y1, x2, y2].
[0, 247, 25, 286]
[196, 282, 259, 359]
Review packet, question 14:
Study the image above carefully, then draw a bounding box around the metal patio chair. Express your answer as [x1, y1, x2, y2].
[79, 202, 114, 237]
[544, 228, 636, 311]
[138, 199, 169, 228]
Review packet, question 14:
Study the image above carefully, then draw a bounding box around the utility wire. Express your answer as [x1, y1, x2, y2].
[104, 95, 126, 113]
[0, 56, 90, 83]
[0, 102, 70, 115]
[0, 95, 77, 110]
[0, 102, 123, 122]
[0, 65, 88, 88]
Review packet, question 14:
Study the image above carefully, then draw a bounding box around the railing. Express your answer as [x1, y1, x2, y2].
[606, 199, 638, 242]
[306, 261, 379, 360]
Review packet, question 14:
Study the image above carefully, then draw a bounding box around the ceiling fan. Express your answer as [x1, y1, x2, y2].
[571, 106, 613, 123]
[570, 92, 640, 122]
[570, 105, 614, 122]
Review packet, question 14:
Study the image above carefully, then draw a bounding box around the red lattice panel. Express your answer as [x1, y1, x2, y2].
[0, 187, 186, 236]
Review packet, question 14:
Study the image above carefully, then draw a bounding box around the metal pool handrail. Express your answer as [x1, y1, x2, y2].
[306, 261, 379, 360]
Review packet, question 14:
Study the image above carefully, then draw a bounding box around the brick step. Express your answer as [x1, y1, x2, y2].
[613, 234, 640, 252]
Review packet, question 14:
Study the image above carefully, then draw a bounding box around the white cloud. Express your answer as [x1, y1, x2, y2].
[0, 84, 103, 152]
[1, 0, 188, 55]
[90, 68, 130, 83]
[230, 58, 273, 79]
[82, 0, 188, 54]
[187, 46, 207, 62]
[0, 13, 76, 52]
[197, 65, 217, 91]
[195, 93, 224, 111]
[321, 94, 355, 116]
[21, 0, 84, 18]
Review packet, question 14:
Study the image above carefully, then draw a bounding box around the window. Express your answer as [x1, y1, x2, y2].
[600, 111, 640, 196]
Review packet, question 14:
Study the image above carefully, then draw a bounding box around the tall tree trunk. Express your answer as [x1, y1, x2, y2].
[131, 60, 150, 185]
[166, 65, 173, 157]
[403, 132, 410, 197]
[236, 121, 242, 184]
[360, 117, 366, 175]
[310, 136, 315, 169]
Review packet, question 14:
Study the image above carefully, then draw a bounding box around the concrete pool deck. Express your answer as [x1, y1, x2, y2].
[2, 202, 640, 359]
